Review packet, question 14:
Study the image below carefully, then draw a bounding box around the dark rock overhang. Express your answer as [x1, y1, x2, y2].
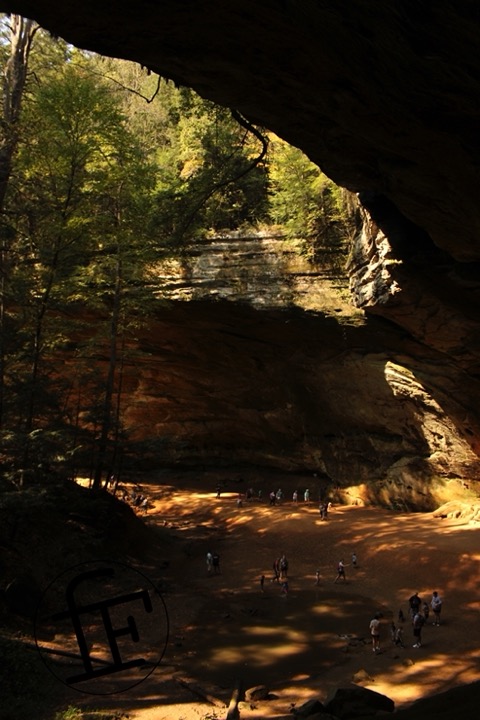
[3, 0, 480, 263]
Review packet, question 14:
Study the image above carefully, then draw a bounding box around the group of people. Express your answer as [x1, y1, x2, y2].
[269, 489, 284, 505]
[369, 590, 443, 652]
[216, 484, 336, 513]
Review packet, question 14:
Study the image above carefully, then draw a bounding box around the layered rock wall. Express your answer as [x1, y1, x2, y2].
[110, 229, 480, 508]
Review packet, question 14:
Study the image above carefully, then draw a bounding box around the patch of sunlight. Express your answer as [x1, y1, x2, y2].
[311, 603, 346, 616]
[464, 599, 480, 611]
[225, 514, 253, 526]
[362, 652, 479, 708]
[365, 677, 427, 707]
[246, 625, 283, 637]
[211, 641, 309, 666]
[245, 625, 310, 644]
[193, 492, 221, 499]
[75, 476, 91, 488]
[305, 631, 339, 646]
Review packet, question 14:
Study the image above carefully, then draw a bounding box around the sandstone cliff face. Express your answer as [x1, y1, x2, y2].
[111, 230, 480, 509]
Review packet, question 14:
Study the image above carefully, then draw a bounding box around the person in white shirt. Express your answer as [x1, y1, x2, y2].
[369, 613, 381, 652]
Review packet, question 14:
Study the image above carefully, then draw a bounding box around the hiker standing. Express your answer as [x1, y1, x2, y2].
[369, 613, 381, 652]
[431, 591, 443, 625]
[408, 592, 422, 618]
[412, 611, 425, 647]
[272, 557, 280, 582]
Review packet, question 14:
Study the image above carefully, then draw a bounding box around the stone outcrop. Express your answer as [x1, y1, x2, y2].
[115, 290, 479, 508]
[324, 686, 394, 718]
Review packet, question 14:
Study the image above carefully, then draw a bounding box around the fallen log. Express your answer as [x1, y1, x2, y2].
[226, 678, 243, 720]
[176, 677, 226, 708]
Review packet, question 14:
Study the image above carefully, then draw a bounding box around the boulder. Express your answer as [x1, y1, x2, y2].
[293, 698, 325, 717]
[245, 684, 270, 701]
[324, 686, 394, 718]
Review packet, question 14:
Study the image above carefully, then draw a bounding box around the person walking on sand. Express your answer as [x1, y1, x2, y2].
[431, 591, 443, 625]
[412, 610, 425, 647]
[206, 551, 213, 575]
[272, 557, 280, 583]
[334, 559, 349, 583]
[369, 613, 381, 652]
[394, 625, 405, 648]
[352, 551, 358, 568]
[315, 569, 321, 586]
[390, 621, 396, 643]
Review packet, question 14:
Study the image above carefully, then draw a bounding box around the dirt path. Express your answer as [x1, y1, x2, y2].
[71, 472, 480, 720]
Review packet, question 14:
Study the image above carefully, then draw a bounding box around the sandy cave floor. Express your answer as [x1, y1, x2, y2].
[62, 472, 480, 720]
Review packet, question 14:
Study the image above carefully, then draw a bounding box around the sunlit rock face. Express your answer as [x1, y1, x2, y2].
[6, 1, 480, 503]
[152, 230, 355, 318]
[114, 230, 480, 509]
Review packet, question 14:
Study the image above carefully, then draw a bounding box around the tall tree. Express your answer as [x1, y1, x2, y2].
[0, 14, 38, 425]
[0, 14, 38, 210]
[268, 135, 355, 269]
[3, 62, 157, 475]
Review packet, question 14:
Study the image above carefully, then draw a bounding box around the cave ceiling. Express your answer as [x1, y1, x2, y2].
[4, 1, 480, 263]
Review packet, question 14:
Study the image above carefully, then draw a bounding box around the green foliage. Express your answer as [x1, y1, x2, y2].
[153, 89, 269, 242]
[0, 22, 356, 480]
[268, 135, 355, 270]
[54, 707, 126, 720]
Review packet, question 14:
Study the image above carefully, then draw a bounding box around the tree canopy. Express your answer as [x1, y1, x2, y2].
[0, 16, 356, 487]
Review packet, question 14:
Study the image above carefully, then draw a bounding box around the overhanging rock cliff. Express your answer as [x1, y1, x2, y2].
[4, 1, 480, 504]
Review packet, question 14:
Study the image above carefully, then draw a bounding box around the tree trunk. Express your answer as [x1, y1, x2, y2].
[0, 15, 38, 425]
[92, 251, 123, 490]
